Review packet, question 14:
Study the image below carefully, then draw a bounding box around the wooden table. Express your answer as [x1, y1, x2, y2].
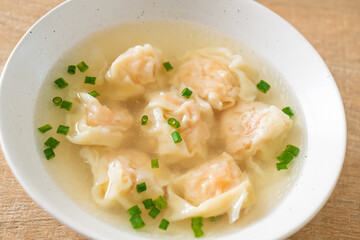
[0, 0, 359, 239]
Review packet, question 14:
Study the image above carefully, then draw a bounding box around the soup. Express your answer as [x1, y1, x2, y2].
[35, 20, 305, 238]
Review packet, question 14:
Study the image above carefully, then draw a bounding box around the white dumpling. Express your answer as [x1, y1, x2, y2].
[173, 47, 257, 110]
[66, 92, 133, 147]
[105, 44, 162, 100]
[80, 147, 165, 209]
[220, 101, 293, 162]
[141, 90, 213, 166]
[165, 152, 253, 223]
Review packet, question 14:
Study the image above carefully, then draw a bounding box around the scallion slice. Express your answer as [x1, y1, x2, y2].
[44, 137, 60, 149]
[77, 61, 89, 72]
[154, 195, 167, 209]
[282, 106, 294, 117]
[38, 124, 52, 133]
[256, 80, 270, 93]
[168, 118, 180, 128]
[141, 115, 148, 125]
[84, 76, 96, 85]
[127, 205, 142, 217]
[88, 90, 100, 97]
[129, 215, 145, 229]
[285, 144, 300, 157]
[67, 65, 76, 74]
[148, 207, 160, 219]
[191, 217, 204, 238]
[191, 217, 204, 227]
[192, 226, 204, 238]
[151, 158, 159, 169]
[181, 87, 193, 99]
[142, 198, 154, 210]
[60, 100, 72, 111]
[171, 130, 182, 144]
[54, 78, 68, 89]
[209, 215, 222, 222]
[276, 151, 293, 163]
[136, 182, 147, 193]
[276, 145, 300, 171]
[52, 97, 63, 106]
[163, 62, 174, 72]
[56, 125, 69, 135]
[44, 148, 55, 160]
[159, 219, 170, 230]
[276, 162, 288, 171]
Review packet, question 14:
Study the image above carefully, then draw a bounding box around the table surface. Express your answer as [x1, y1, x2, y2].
[0, 0, 359, 239]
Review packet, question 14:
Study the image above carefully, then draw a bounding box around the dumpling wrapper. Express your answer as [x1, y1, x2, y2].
[220, 101, 293, 162]
[141, 90, 213, 166]
[173, 47, 257, 110]
[165, 152, 254, 223]
[105, 44, 162, 100]
[80, 147, 167, 209]
[66, 92, 133, 148]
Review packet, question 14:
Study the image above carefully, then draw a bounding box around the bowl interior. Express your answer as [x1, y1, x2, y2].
[0, 0, 346, 239]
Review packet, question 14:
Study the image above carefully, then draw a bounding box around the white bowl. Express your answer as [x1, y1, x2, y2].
[0, 0, 346, 239]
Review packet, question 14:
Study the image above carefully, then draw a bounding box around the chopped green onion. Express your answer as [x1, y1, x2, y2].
[129, 215, 145, 229]
[163, 62, 174, 72]
[209, 216, 216, 222]
[142, 198, 154, 210]
[154, 195, 167, 209]
[38, 124, 52, 133]
[256, 80, 271, 93]
[141, 115, 148, 126]
[209, 215, 222, 222]
[44, 148, 55, 160]
[282, 106, 294, 117]
[136, 182, 147, 193]
[54, 78, 68, 89]
[276, 145, 300, 171]
[56, 125, 69, 135]
[151, 158, 159, 169]
[276, 162, 288, 171]
[276, 151, 293, 163]
[77, 61, 89, 72]
[67, 65, 76, 74]
[191, 217, 204, 227]
[168, 118, 180, 128]
[191, 217, 204, 238]
[171, 130, 182, 143]
[148, 207, 160, 219]
[285, 145, 300, 157]
[52, 97, 63, 106]
[127, 205, 142, 217]
[60, 100, 72, 111]
[181, 87, 193, 99]
[192, 226, 204, 238]
[88, 90, 100, 97]
[159, 219, 170, 230]
[44, 137, 60, 149]
[84, 76, 96, 85]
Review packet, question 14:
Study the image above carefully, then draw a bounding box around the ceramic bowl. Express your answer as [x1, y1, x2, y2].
[0, 0, 346, 239]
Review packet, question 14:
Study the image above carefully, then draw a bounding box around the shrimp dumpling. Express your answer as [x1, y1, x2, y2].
[66, 93, 133, 147]
[105, 44, 162, 100]
[174, 48, 257, 110]
[142, 90, 213, 165]
[220, 101, 293, 162]
[166, 152, 253, 223]
[80, 147, 165, 208]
